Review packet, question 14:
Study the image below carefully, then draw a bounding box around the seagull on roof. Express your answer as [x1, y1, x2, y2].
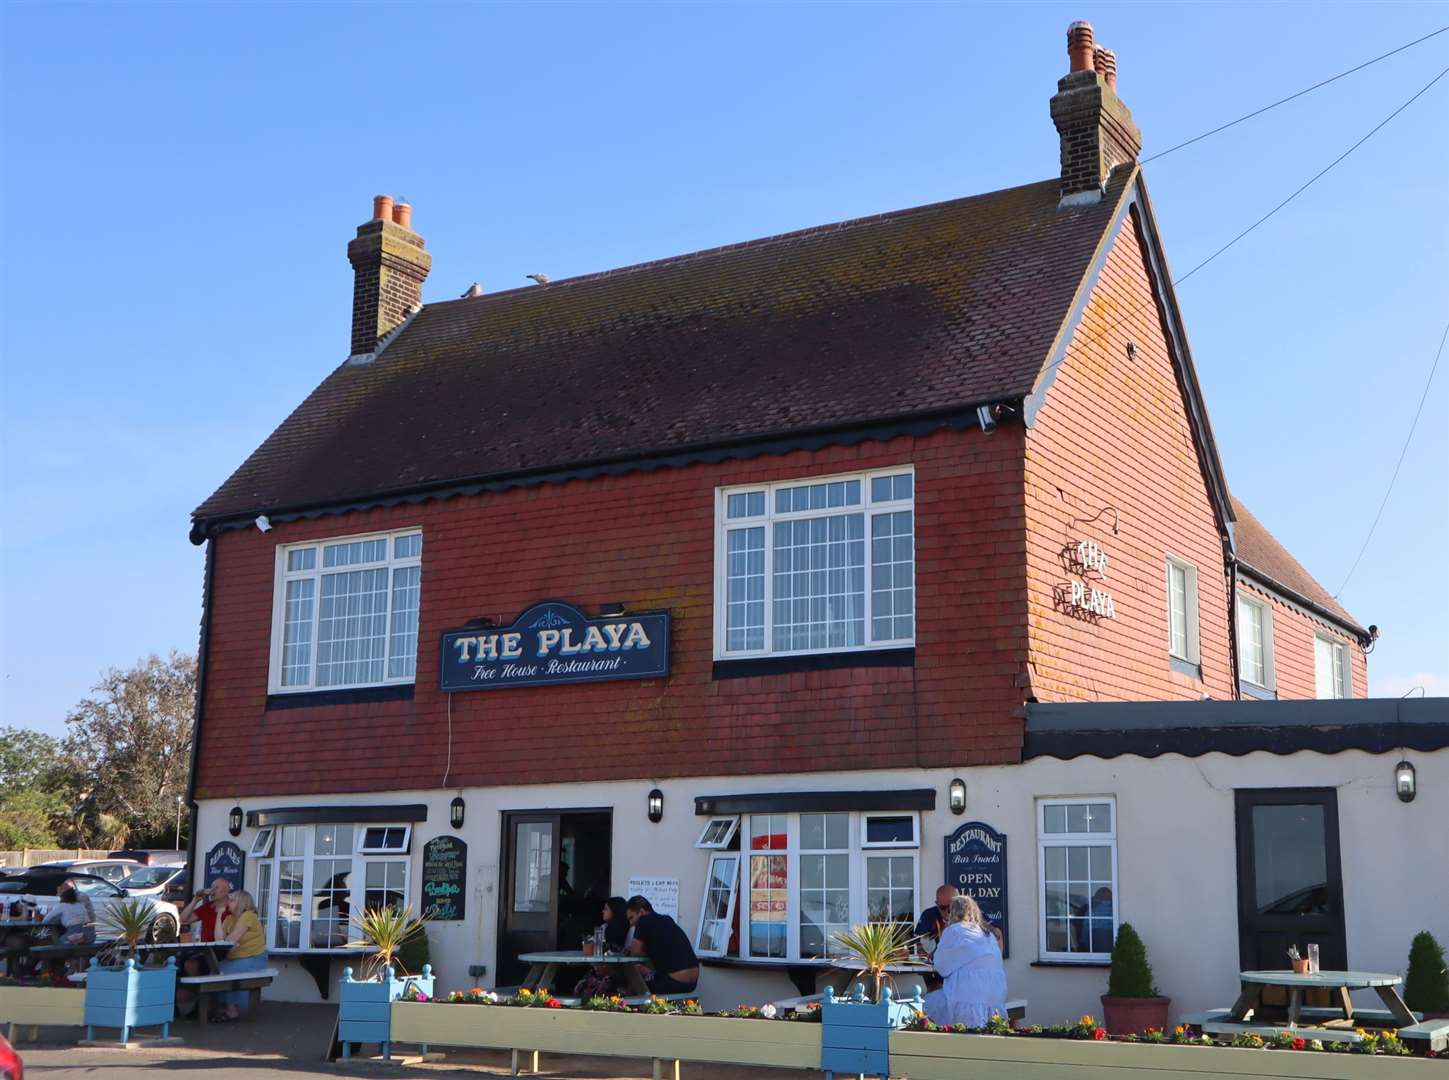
[526, 273, 550, 285]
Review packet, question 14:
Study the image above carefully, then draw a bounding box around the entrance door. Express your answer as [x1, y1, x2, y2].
[1234, 788, 1347, 971]
[497, 810, 613, 987]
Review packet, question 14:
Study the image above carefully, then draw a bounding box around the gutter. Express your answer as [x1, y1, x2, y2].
[183, 535, 216, 888]
[1236, 560, 1371, 646]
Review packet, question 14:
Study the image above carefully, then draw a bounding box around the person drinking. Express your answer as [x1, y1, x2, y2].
[625, 895, 698, 994]
[924, 894, 1007, 1029]
[180, 878, 232, 942]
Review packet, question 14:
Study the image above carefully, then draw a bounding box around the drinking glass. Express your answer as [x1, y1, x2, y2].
[1307, 943, 1320, 973]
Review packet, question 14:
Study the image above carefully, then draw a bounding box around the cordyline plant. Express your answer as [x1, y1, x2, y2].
[347, 904, 430, 979]
[830, 921, 915, 1001]
[99, 898, 156, 962]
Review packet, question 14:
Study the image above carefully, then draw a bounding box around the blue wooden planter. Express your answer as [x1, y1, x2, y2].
[338, 964, 433, 1060]
[821, 984, 923, 1079]
[84, 956, 176, 1042]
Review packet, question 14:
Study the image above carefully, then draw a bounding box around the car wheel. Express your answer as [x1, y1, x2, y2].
[149, 913, 179, 944]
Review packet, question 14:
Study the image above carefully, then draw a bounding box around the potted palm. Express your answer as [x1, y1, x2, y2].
[338, 905, 433, 1059]
[1100, 923, 1170, 1035]
[821, 922, 923, 1077]
[83, 899, 176, 1042]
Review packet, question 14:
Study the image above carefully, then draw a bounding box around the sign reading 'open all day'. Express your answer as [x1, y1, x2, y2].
[439, 600, 670, 692]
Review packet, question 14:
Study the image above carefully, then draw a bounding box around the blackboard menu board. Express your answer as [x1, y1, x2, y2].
[944, 821, 1008, 958]
[421, 836, 466, 921]
[205, 840, 245, 893]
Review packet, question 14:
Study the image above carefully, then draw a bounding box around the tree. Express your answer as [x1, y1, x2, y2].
[1107, 922, 1159, 998]
[1405, 931, 1449, 1014]
[62, 652, 195, 849]
[0, 725, 70, 847]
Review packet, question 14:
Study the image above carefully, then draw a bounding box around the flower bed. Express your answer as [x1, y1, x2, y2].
[0, 984, 86, 1033]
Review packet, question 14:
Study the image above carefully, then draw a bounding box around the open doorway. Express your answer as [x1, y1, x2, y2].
[497, 809, 613, 987]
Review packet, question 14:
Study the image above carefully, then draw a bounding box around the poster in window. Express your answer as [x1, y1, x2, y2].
[944, 821, 1008, 958]
[748, 855, 787, 955]
[421, 836, 467, 921]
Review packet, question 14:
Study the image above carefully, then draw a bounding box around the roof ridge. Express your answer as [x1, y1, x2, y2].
[425, 176, 1060, 310]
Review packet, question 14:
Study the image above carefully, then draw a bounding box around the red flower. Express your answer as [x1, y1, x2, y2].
[1093, 1028, 1107, 1041]
[545, 997, 563, 1009]
[1292, 1038, 1306, 1051]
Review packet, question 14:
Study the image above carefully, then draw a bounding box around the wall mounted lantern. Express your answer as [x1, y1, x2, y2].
[1395, 760, 1416, 804]
[600, 602, 627, 617]
[228, 805, 243, 836]
[450, 796, 466, 830]
[647, 788, 664, 824]
[948, 778, 967, 815]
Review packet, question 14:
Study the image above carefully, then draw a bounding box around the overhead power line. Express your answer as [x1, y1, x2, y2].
[1142, 24, 1449, 164]
[1333, 320, 1448, 599]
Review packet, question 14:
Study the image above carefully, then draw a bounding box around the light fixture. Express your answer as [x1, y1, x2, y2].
[450, 796, 466, 830]
[948, 778, 967, 815]
[228, 805, 243, 836]
[1395, 760, 1416, 803]
[600, 602, 626, 617]
[255, 515, 272, 533]
[647, 788, 664, 824]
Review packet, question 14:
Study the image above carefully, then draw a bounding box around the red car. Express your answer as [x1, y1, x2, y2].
[0, 1032, 22, 1080]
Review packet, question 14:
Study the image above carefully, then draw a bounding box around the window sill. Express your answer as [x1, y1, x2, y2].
[266, 684, 415, 710]
[1238, 681, 1277, 701]
[1030, 959, 1112, 969]
[714, 648, 913, 680]
[701, 956, 832, 969]
[1169, 656, 1202, 679]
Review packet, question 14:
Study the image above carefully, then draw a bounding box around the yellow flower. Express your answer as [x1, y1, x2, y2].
[1080, 1015, 1095, 1026]
[1174, 1025, 1186, 1035]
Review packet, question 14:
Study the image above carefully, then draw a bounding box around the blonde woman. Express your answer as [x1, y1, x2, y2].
[216, 891, 267, 1021]
[923, 893, 1007, 1028]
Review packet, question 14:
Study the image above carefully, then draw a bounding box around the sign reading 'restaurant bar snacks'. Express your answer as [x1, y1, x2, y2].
[439, 600, 670, 692]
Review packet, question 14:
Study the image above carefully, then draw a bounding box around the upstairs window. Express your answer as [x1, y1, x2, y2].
[1314, 635, 1350, 699]
[1166, 556, 1201, 670]
[715, 469, 914, 658]
[1236, 594, 1276, 696]
[270, 529, 422, 693]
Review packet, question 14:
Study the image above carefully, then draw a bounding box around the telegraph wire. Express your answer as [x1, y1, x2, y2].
[1332, 319, 1448, 599]
[1141, 25, 1449, 164]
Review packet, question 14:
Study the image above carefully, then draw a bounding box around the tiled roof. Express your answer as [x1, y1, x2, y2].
[193, 170, 1134, 525]
[1232, 497, 1364, 634]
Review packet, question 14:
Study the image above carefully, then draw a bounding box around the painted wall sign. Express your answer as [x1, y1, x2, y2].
[440, 601, 670, 692]
[421, 836, 467, 921]
[204, 840, 245, 893]
[945, 821, 1008, 958]
[626, 876, 679, 921]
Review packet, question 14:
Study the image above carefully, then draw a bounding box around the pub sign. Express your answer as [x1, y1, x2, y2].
[944, 821, 1008, 958]
[205, 840, 245, 893]
[440, 601, 669, 692]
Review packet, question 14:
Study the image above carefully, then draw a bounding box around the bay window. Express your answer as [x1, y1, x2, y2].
[270, 529, 422, 693]
[715, 469, 914, 658]
[693, 810, 919, 963]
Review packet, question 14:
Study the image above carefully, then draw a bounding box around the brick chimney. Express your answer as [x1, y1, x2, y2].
[347, 195, 432, 358]
[1049, 22, 1141, 207]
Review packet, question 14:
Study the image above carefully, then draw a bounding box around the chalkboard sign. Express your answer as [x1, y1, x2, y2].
[421, 836, 467, 921]
[945, 821, 1008, 958]
[205, 840, 245, 893]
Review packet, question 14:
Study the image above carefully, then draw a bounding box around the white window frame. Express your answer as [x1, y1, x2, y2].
[713, 467, 916, 660]
[729, 810, 919, 964]
[860, 812, 919, 849]
[695, 852, 741, 958]
[249, 827, 275, 858]
[1036, 796, 1118, 964]
[268, 527, 423, 694]
[694, 817, 740, 850]
[1165, 555, 1201, 665]
[1314, 634, 1351, 699]
[357, 824, 412, 855]
[1236, 593, 1276, 693]
[245, 821, 414, 953]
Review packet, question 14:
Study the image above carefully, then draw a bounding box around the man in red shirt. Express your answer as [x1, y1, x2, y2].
[179, 878, 232, 941]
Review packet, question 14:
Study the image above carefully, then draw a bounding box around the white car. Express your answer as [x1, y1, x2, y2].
[33, 858, 142, 886]
[0, 868, 183, 943]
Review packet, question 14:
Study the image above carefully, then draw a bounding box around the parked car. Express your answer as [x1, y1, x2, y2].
[117, 864, 190, 905]
[33, 858, 141, 885]
[107, 849, 186, 867]
[0, 869, 182, 943]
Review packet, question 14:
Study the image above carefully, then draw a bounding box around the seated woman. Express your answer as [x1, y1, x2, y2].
[215, 891, 268, 1022]
[573, 896, 632, 999]
[42, 886, 95, 974]
[924, 894, 1007, 1029]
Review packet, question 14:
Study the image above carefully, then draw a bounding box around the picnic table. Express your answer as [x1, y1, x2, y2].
[134, 940, 234, 975]
[1229, 970, 1417, 1028]
[517, 950, 652, 996]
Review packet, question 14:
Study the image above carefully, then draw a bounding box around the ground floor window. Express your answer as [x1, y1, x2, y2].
[694, 810, 919, 963]
[245, 821, 412, 951]
[1037, 797, 1117, 962]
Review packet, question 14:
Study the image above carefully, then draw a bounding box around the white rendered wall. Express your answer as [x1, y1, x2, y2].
[193, 746, 1446, 1022]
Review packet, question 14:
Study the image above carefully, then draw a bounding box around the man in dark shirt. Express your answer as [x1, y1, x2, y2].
[914, 884, 958, 946]
[626, 895, 699, 994]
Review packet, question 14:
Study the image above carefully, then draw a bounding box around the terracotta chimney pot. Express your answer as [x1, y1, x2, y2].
[372, 194, 394, 222]
[392, 201, 412, 230]
[1094, 46, 1118, 91]
[1067, 21, 1095, 73]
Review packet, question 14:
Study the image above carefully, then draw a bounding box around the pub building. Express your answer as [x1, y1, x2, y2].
[184, 23, 1446, 1021]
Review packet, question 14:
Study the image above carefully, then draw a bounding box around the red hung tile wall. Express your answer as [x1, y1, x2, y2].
[1023, 210, 1238, 703]
[1237, 580, 1368, 700]
[195, 429, 1032, 799]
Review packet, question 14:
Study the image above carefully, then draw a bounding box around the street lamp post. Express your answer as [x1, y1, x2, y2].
[175, 795, 184, 849]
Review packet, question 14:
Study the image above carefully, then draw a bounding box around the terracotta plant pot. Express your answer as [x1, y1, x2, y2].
[1101, 994, 1171, 1036]
[1291, 958, 1310, 974]
[582, 941, 596, 957]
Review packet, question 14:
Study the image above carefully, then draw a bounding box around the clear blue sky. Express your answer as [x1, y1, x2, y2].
[2, 1, 1446, 735]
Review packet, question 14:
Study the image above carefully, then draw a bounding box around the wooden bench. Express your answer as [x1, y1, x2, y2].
[1399, 1018, 1449, 1053]
[178, 968, 278, 1023]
